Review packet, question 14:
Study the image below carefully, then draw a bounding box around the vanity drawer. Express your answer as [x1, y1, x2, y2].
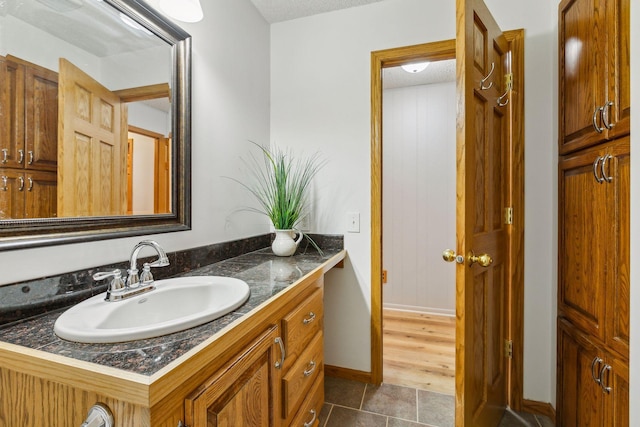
[282, 287, 323, 369]
[289, 374, 324, 427]
[282, 331, 323, 419]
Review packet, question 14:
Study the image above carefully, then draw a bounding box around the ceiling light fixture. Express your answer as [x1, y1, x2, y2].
[119, 13, 153, 35]
[401, 62, 430, 73]
[159, 0, 203, 23]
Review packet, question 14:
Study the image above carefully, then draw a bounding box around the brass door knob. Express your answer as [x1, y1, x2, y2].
[442, 249, 464, 264]
[469, 252, 493, 267]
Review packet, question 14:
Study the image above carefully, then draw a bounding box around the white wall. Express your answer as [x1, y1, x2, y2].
[0, 0, 271, 285]
[382, 82, 456, 315]
[271, 0, 558, 403]
[629, 1, 638, 424]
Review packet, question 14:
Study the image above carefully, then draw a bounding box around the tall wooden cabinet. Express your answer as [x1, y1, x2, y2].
[557, 0, 629, 425]
[0, 55, 58, 219]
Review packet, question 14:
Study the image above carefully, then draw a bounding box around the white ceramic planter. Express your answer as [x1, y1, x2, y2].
[271, 229, 303, 256]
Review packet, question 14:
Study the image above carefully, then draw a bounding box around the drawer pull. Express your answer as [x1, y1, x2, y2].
[598, 364, 612, 394]
[303, 409, 317, 427]
[1, 176, 7, 191]
[591, 356, 603, 384]
[303, 311, 316, 325]
[303, 360, 316, 377]
[275, 336, 285, 369]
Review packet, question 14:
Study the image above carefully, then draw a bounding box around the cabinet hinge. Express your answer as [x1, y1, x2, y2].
[504, 339, 513, 359]
[504, 207, 513, 225]
[382, 270, 388, 284]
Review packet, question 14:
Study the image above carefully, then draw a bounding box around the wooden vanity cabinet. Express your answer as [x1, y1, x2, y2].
[185, 325, 282, 427]
[558, 0, 629, 155]
[0, 257, 344, 427]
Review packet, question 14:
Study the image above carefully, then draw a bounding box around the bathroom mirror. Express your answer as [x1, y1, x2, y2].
[0, 0, 191, 250]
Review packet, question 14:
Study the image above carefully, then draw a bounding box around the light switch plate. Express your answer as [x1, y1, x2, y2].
[347, 212, 360, 233]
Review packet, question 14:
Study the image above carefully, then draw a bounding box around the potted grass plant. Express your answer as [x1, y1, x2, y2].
[231, 142, 325, 256]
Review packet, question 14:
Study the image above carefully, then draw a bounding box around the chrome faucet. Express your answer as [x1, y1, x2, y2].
[93, 240, 169, 302]
[127, 240, 170, 288]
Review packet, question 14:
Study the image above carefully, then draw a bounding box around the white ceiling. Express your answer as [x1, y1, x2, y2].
[250, 0, 386, 23]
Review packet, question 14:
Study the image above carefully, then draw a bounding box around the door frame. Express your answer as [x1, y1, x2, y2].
[370, 30, 525, 409]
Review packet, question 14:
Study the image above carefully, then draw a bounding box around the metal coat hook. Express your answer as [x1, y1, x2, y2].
[480, 62, 495, 90]
[497, 73, 513, 107]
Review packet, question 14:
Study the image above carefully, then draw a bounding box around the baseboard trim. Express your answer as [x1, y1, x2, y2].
[324, 365, 373, 383]
[522, 399, 556, 424]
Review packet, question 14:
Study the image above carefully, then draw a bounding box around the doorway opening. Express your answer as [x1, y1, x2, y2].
[381, 57, 457, 396]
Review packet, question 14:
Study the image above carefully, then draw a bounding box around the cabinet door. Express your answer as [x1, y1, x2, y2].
[25, 171, 57, 219]
[0, 169, 26, 219]
[559, 0, 607, 153]
[605, 139, 629, 358]
[24, 64, 58, 172]
[185, 325, 282, 427]
[603, 354, 629, 427]
[558, 146, 613, 340]
[557, 320, 604, 427]
[604, 0, 630, 141]
[0, 57, 25, 169]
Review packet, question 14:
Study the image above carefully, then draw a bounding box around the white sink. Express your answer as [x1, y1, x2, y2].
[54, 276, 250, 343]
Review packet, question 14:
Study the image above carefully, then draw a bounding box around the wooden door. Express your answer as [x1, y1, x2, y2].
[559, 0, 607, 153]
[24, 64, 58, 172]
[557, 320, 605, 427]
[57, 58, 127, 217]
[455, 0, 509, 425]
[456, 0, 511, 427]
[0, 57, 25, 169]
[154, 136, 170, 214]
[185, 325, 281, 427]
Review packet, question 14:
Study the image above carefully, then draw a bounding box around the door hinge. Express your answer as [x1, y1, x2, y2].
[504, 339, 513, 359]
[504, 207, 513, 225]
[382, 270, 388, 284]
[505, 73, 513, 89]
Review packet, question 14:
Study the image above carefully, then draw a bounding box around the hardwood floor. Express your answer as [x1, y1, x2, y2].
[383, 308, 455, 395]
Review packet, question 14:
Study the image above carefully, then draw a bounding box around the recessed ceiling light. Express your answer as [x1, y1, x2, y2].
[401, 62, 430, 73]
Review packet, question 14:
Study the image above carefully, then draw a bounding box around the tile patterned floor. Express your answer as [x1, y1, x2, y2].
[321, 376, 555, 427]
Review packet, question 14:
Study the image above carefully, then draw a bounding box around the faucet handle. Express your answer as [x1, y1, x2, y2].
[93, 270, 126, 295]
[140, 263, 154, 284]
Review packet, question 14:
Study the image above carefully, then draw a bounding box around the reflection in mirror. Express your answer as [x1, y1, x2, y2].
[0, 0, 191, 250]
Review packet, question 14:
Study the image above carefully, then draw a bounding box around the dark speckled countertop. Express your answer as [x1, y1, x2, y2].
[0, 247, 344, 377]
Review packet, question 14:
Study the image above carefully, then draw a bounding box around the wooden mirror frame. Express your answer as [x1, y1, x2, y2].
[0, 0, 192, 251]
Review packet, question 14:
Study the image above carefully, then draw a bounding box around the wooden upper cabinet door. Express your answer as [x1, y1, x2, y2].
[24, 64, 58, 172]
[0, 57, 26, 169]
[558, 144, 613, 341]
[605, 138, 629, 359]
[559, 0, 607, 154]
[603, 0, 630, 141]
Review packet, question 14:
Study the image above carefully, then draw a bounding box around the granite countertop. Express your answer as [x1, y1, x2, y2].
[0, 248, 344, 377]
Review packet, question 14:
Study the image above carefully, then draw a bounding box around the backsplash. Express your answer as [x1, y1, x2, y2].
[0, 234, 343, 325]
